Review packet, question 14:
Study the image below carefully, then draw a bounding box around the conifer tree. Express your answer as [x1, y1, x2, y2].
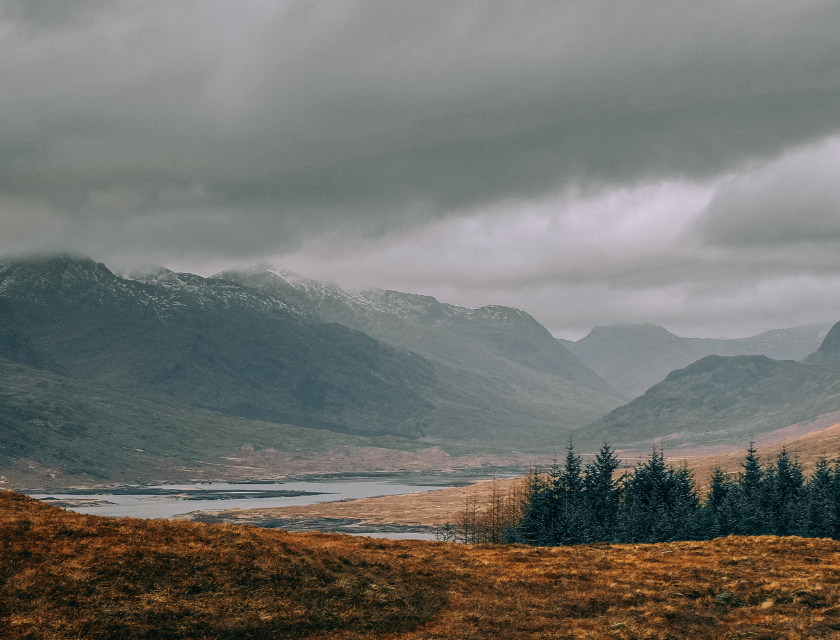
[556, 442, 585, 545]
[618, 448, 673, 543]
[803, 455, 837, 538]
[733, 441, 766, 535]
[519, 460, 563, 545]
[582, 443, 622, 542]
[764, 447, 804, 536]
[704, 466, 737, 537]
[509, 439, 840, 548]
[668, 461, 702, 541]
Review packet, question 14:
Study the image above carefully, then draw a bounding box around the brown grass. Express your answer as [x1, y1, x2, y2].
[5, 490, 840, 639]
[670, 421, 840, 491]
[190, 475, 524, 528]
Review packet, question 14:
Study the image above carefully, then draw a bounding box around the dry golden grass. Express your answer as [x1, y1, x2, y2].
[670, 421, 840, 491]
[198, 476, 523, 528]
[5, 490, 840, 639]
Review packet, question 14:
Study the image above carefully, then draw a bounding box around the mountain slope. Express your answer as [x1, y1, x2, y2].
[577, 345, 840, 450]
[0, 257, 443, 438]
[566, 322, 833, 397]
[215, 265, 624, 431]
[0, 256, 623, 447]
[0, 357, 421, 483]
[803, 321, 840, 366]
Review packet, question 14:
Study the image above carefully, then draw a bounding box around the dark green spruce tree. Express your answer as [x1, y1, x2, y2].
[582, 443, 622, 542]
[555, 442, 585, 545]
[618, 449, 675, 543]
[731, 441, 766, 536]
[518, 459, 562, 545]
[764, 447, 805, 536]
[703, 466, 738, 537]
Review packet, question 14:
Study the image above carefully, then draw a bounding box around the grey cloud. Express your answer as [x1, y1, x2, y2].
[699, 138, 840, 246]
[2, 0, 840, 262]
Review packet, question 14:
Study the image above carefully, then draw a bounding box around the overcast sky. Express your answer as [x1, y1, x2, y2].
[2, 1, 840, 339]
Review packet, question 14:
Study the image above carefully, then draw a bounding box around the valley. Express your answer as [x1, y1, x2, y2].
[3, 254, 840, 496]
[177, 415, 840, 532]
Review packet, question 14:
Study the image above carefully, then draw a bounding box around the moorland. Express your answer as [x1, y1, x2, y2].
[4, 490, 840, 640]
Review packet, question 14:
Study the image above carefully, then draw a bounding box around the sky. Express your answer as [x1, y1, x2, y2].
[2, 1, 840, 339]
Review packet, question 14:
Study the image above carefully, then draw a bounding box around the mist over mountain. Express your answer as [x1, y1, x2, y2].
[577, 321, 840, 450]
[565, 322, 833, 398]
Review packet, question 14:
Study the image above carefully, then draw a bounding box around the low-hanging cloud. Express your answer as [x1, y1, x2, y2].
[3, 1, 840, 256]
[699, 137, 840, 247]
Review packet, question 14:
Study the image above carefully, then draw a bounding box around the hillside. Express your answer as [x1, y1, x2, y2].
[804, 321, 840, 366]
[216, 266, 626, 437]
[0, 356, 440, 486]
[577, 351, 840, 450]
[0, 256, 623, 449]
[4, 491, 840, 640]
[566, 322, 833, 398]
[218, 265, 616, 394]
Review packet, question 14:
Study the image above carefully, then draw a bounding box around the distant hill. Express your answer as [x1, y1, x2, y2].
[217, 265, 616, 393]
[577, 321, 840, 450]
[565, 322, 833, 397]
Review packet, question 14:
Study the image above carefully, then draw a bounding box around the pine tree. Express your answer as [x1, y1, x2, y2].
[618, 448, 673, 543]
[733, 441, 766, 535]
[764, 447, 804, 536]
[519, 461, 562, 546]
[582, 443, 622, 542]
[802, 455, 838, 538]
[704, 466, 737, 537]
[668, 461, 701, 541]
[555, 442, 585, 545]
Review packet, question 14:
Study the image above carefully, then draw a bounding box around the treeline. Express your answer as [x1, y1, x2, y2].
[447, 444, 840, 545]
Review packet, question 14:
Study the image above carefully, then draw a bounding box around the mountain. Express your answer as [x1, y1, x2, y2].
[565, 322, 834, 398]
[214, 265, 625, 437]
[0, 256, 623, 458]
[214, 265, 615, 394]
[802, 321, 840, 366]
[577, 322, 840, 449]
[0, 256, 446, 439]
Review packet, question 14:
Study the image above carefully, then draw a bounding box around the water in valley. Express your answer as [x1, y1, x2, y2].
[27, 470, 518, 540]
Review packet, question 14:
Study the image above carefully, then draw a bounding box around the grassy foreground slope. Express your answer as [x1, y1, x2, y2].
[4, 492, 840, 640]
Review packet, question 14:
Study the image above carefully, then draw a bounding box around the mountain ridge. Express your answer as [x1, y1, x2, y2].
[565, 321, 834, 397]
[0, 256, 623, 460]
[216, 265, 618, 395]
[576, 323, 840, 450]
